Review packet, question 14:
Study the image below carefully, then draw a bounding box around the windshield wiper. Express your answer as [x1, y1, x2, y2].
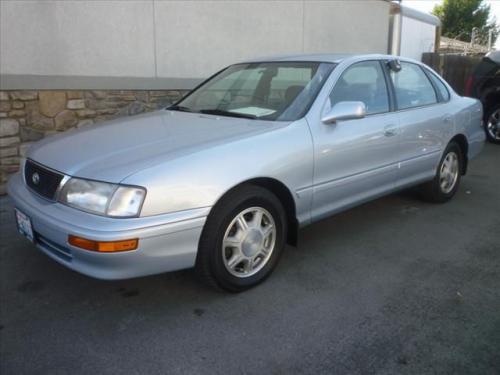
[199, 109, 257, 120]
[168, 105, 195, 113]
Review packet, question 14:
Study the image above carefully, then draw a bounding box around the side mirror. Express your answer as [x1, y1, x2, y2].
[321, 101, 366, 124]
[387, 59, 402, 72]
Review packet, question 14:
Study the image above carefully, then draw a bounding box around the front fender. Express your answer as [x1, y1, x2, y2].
[123, 119, 314, 221]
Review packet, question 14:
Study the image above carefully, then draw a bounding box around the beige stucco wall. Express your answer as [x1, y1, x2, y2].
[0, 1, 157, 78]
[0, 0, 391, 87]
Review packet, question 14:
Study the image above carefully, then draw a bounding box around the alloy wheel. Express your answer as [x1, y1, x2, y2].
[222, 207, 276, 278]
[487, 109, 500, 141]
[439, 151, 459, 194]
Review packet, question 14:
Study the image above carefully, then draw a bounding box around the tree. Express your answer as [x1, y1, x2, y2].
[432, 0, 499, 45]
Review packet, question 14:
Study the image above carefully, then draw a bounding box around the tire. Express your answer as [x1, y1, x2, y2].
[420, 142, 463, 203]
[484, 104, 500, 144]
[195, 185, 287, 292]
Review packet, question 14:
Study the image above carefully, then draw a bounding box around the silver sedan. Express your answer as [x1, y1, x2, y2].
[8, 54, 485, 291]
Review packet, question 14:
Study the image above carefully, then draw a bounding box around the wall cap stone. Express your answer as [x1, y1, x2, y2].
[0, 75, 201, 90]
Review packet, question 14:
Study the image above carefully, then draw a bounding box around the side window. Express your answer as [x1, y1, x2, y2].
[390, 62, 437, 110]
[427, 71, 450, 102]
[330, 61, 389, 115]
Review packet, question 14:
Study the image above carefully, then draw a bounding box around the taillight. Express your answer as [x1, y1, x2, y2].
[464, 76, 474, 97]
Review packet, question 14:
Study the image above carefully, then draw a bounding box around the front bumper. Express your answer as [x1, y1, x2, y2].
[7, 173, 209, 280]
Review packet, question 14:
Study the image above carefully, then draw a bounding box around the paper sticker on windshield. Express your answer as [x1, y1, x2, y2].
[229, 107, 276, 117]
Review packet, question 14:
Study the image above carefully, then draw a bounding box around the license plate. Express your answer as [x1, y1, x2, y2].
[15, 208, 34, 243]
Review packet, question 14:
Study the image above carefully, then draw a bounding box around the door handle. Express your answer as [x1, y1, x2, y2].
[384, 125, 398, 137]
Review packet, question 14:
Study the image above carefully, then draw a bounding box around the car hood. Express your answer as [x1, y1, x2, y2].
[29, 110, 288, 183]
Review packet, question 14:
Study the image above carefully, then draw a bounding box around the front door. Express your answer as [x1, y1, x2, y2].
[309, 60, 401, 221]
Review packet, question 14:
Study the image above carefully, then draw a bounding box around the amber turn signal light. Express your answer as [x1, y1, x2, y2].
[68, 235, 138, 252]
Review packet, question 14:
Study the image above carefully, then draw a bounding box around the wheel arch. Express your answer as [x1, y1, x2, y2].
[212, 177, 299, 246]
[449, 134, 469, 175]
[482, 90, 500, 116]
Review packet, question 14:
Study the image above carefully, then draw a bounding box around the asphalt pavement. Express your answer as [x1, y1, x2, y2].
[1, 143, 499, 375]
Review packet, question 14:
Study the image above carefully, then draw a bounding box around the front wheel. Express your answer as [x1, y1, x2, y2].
[195, 185, 287, 292]
[420, 142, 463, 203]
[485, 104, 500, 144]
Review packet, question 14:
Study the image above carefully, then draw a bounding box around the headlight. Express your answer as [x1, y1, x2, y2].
[58, 178, 146, 218]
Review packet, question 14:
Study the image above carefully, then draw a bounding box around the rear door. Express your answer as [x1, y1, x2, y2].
[387, 61, 450, 188]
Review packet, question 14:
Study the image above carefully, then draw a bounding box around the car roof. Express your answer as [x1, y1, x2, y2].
[241, 53, 410, 64]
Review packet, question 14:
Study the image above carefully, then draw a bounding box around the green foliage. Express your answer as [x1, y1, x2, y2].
[432, 0, 499, 45]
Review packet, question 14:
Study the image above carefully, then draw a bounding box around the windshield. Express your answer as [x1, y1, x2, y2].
[170, 62, 335, 121]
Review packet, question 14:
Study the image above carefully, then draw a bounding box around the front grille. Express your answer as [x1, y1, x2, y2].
[24, 159, 64, 200]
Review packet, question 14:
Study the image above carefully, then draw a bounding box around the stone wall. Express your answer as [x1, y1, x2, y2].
[0, 89, 186, 194]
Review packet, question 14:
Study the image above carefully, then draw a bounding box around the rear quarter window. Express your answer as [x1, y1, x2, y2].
[427, 71, 450, 102]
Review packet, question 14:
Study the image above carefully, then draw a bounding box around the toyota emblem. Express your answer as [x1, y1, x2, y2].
[32, 172, 40, 185]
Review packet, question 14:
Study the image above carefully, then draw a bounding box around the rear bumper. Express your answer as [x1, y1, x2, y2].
[7, 173, 208, 280]
[468, 128, 486, 161]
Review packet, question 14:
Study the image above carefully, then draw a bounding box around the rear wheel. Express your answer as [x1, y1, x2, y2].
[420, 142, 463, 203]
[195, 185, 287, 292]
[485, 104, 500, 144]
